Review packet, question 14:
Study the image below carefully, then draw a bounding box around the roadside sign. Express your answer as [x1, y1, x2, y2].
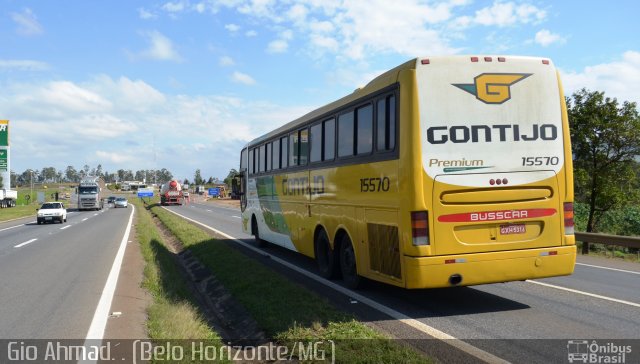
[0, 120, 7, 147]
[138, 188, 154, 197]
[208, 187, 220, 197]
[0, 149, 7, 172]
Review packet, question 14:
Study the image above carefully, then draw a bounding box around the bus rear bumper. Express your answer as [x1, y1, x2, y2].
[403, 245, 576, 289]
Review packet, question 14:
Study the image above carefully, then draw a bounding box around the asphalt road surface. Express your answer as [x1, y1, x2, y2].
[0, 204, 133, 339]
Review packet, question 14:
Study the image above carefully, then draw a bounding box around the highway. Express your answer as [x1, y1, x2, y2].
[165, 200, 640, 363]
[0, 204, 134, 339]
[0, 197, 636, 361]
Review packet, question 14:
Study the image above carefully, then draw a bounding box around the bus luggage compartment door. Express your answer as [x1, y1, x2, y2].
[432, 171, 562, 256]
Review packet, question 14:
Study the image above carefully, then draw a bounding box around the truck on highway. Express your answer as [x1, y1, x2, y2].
[77, 178, 105, 211]
[0, 189, 17, 208]
[160, 180, 184, 206]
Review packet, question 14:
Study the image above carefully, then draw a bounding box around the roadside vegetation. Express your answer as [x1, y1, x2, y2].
[134, 199, 226, 363]
[567, 89, 640, 260]
[147, 203, 428, 363]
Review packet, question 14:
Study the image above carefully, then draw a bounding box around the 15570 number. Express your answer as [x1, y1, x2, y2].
[360, 177, 391, 192]
[521, 156, 559, 166]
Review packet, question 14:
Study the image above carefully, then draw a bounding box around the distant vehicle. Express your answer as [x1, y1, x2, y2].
[107, 196, 117, 204]
[160, 180, 184, 205]
[37, 202, 67, 224]
[77, 178, 105, 211]
[114, 197, 128, 208]
[0, 189, 17, 208]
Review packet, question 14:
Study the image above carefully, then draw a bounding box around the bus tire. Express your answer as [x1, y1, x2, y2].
[252, 216, 267, 248]
[315, 230, 339, 279]
[339, 235, 363, 289]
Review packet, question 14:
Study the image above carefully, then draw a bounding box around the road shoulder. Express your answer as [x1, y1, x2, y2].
[103, 215, 151, 339]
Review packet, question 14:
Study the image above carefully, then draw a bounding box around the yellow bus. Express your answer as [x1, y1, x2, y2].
[239, 55, 576, 289]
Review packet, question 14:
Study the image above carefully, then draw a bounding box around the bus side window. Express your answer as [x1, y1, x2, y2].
[281, 135, 288, 169]
[299, 128, 309, 166]
[249, 148, 254, 175]
[266, 142, 272, 171]
[338, 111, 354, 157]
[310, 123, 322, 163]
[377, 95, 396, 151]
[356, 104, 373, 155]
[324, 118, 335, 161]
[289, 131, 298, 166]
[259, 144, 265, 173]
[273, 139, 280, 170]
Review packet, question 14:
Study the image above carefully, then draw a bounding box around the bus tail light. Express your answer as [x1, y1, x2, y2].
[564, 202, 574, 235]
[411, 211, 430, 246]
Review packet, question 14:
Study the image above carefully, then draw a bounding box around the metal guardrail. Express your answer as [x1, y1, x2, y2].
[575, 232, 640, 249]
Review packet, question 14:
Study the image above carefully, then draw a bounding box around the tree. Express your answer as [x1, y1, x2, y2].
[194, 169, 204, 185]
[156, 168, 173, 183]
[567, 89, 640, 253]
[65, 166, 78, 182]
[41, 166, 57, 182]
[224, 168, 238, 186]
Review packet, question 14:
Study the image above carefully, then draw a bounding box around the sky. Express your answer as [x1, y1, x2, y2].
[1, 0, 638, 183]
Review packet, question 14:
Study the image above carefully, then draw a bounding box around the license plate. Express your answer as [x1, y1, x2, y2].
[500, 224, 526, 235]
[45, 217, 52, 220]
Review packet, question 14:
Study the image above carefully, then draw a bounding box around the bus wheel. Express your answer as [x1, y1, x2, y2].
[315, 230, 339, 279]
[252, 216, 267, 248]
[339, 235, 362, 289]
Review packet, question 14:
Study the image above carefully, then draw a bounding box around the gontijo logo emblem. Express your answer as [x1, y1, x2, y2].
[453, 73, 532, 104]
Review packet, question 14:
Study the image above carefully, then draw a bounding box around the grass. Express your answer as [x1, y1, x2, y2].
[0, 186, 74, 222]
[134, 199, 227, 363]
[150, 204, 430, 363]
[0, 204, 38, 221]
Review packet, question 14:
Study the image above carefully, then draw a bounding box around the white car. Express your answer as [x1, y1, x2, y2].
[37, 202, 67, 224]
[114, 197, 128, 208]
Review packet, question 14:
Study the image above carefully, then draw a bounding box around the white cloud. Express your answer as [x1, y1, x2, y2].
[231, 71, 256, 85]
[96, 151, 135, 164]
[11, 8, 43, 36]
[458, 1, 546, 28]
[1, 76, 309, 179]
[245, 30, 258, 37]
[267, 39, 288, 53]
[534, 29, 566, 47]
[561, 51, 640, 105]
[225, 23, 241, 32]
[135, 31, 183, 62]
[0, 59, 49, 71]
[138, 8, 157, 19]
[219, 56, 235, 66]
[38, 81, 112, 112]
[162, 1, 186, 12]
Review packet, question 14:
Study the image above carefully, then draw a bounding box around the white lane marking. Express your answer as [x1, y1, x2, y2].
[93, 213, 98, 216]
[60, 225, 71, 230]
[232, 216, 241, 219]
[0, 224, 25, 233]
[526, 280, 640, 308]
[82, 218, 88, 222]
[14, 238, 37, 248]
[162, 207, 508, 364]
[576, 262, 640, 275]
[206, 209, 212, 212]
[84, 205, 135, 345]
